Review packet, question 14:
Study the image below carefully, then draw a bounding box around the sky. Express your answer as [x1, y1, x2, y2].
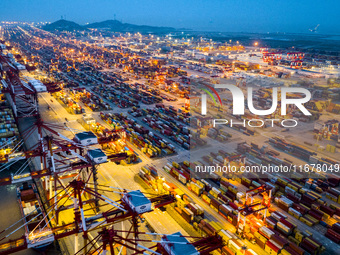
[1, 0, 340, 34]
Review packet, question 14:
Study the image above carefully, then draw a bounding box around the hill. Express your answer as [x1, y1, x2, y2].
[43, 19, 177, 33]
[85, 20, 176, 33]
[43, 19, 86, 31]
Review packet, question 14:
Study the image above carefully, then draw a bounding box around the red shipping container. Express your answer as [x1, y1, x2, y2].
[288, 242, 305, 255]
[284, 246, 301, 255]
[271, 234, 288, 248]
[229, 202, 238, 210]
[287, 193, 300, 203]
[218, 194, 231, 204]
[293, 203, 308, 215]
[266, 240, 280, 253]
[309, 210, 323, 221]
[336, 208, 340, 217]
[210, 198, 222, 211]
[320, 205, 335, 216]
[255, 237, 266, 249]
[325, 229, 340, 244]
[280, 218, 294, 229]
[300, 239, 318, 254]
[331, 222, 340, 234]
[231, 214, 238, 226]
[187, 203, 198, 215]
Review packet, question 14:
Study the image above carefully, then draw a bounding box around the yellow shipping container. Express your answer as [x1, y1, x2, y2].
[265, 242, 279, 255]
[218, 230, 232, 243]
[209, 221, 222, 233]
[172, 162, 180, 169]
[305, 214, 319, 224]
[300, 217, 314, 227]
[280, 249, 290, 255]
[288, 184, 298, 192]
[254, 232, 267, 243]
[176, 198, 186, 208]
[295, 232, 304, 242]
[202, 194, 211, 204]
[209, 190, 219, 199]
[234, 177, 241, 183]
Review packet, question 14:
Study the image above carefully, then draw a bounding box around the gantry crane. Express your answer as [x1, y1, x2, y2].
[262, 52, 282, 64]
[244, 184, 272, 207]
[76, 227, 224, 255]
[236, 202, 270, 238]
[0, 52, 61, 121]
[0, 179, 176, 254]
[236, 185, 272, 237]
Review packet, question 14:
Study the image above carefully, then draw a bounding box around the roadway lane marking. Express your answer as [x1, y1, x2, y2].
[99, 171, 110, 185]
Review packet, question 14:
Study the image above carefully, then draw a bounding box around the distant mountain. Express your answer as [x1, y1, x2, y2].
[43, 19, 177, 33]
[43, 19, 86, 31]
[85, 20, 176, 33]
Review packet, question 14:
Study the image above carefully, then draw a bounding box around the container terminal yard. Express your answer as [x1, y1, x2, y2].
[0, 21, 339, 255]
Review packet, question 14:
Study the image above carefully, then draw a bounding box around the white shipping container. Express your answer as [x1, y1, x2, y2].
[201, 179, 211, 188]
[219, 229, 232, 242]
[212, 187, 221, 195]
[259, 226, 275, 239]
[228, 239, 241, 253]
[288, 208, 302, 218]
[270, 239, 283, 250]
[139, 169, 146, 177]
[178, 174, 187, 184]
[195, 204, 203, 214]
[163, 166, 171, 172]
[220, 204, 233, 214]
[237, 192, 245, 200]
[266, 218, 277, 228]
[285, 186, 296, 196]
[271, 212, 282, 221]
[247, 249, 257, 255]
[278, 197, 293, 207]
[277, 222, 291, 234]
[183, 208, 194, 221]
[331, 188, 340, 196]
[275, 211, 288, 219]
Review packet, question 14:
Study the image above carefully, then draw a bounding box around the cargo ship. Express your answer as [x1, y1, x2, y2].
[17, 182, 54, 250]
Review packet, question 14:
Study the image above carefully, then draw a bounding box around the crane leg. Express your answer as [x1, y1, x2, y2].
[49, 177, 52, 201]
[92, 166, 99, 212]
[74, 233, 79, 253]
[45, 176, 48, 190]
[84, 236, 88, 254]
